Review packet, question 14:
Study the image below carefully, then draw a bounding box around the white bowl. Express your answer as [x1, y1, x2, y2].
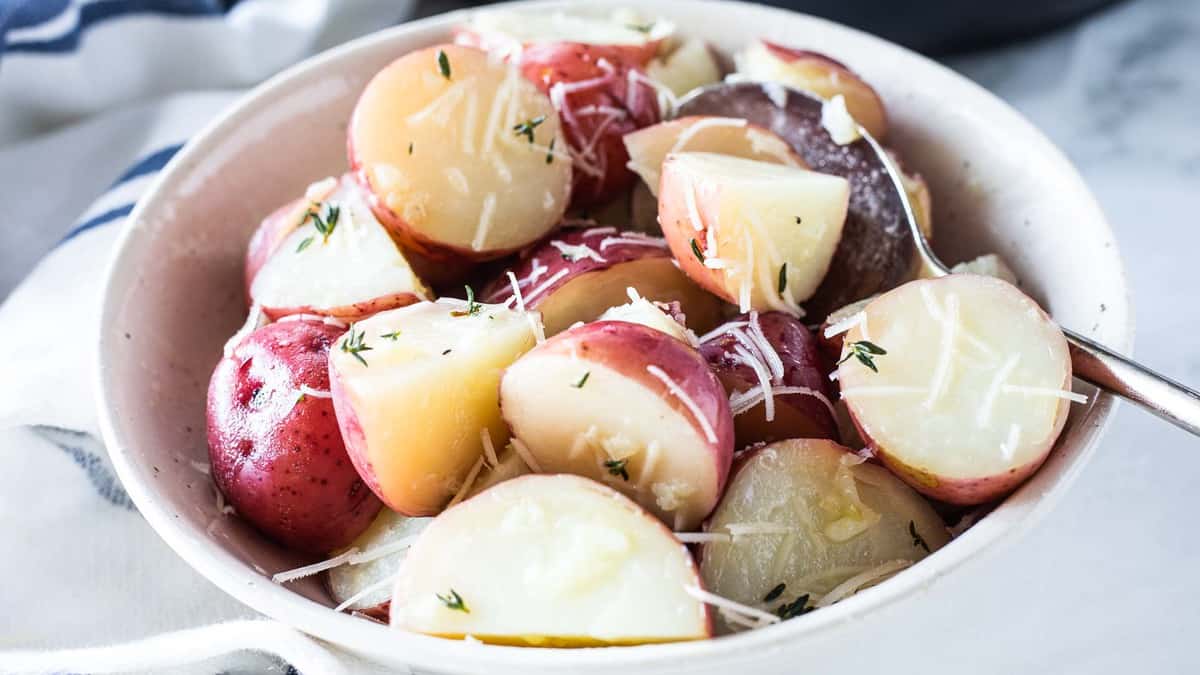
[95, 1, 1132, 672]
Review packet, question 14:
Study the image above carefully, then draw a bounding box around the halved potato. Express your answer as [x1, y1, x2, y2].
[454, 9, 669, 65]
[327, 510, 433, 618]
[348, 44, 572, 260]
[248, 175, 431, 321]
[597, 294, 695, 344]
[501, 321, 734, 530]
[699, 439, 947, 632]
[481, 226, 723, 335]
[837, 275, 1074, 504]
[645, 37, 722, 97]
[734, 40, 887, 139]
[328, 300, 538, 515]
[658, 152, 849, 313]
[391, 474, 711, 645]
[624, 116, 805, 197]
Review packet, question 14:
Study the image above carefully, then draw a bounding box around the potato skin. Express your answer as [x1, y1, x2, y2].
[206, 320, 381, 553]
[243, 197, 307, 302]
[520, 42, 662, 207]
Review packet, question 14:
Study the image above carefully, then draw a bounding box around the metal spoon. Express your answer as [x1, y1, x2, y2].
[861, 131, 1200, 436]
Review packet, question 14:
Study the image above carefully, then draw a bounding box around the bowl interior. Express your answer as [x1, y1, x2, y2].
[97, 1, 1131, 672]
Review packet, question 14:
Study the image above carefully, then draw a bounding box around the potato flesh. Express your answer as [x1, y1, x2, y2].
[502, 353, 718, 530]
[700, 439, 946, 628]
[597, 298, 694, 343]
[327, 510, 433, 612]
[251, 177, 429, 313]
[624, 116, 803, 197]
[839, 276, 1071, 480]
[329, 300, 537, 514]
[351, 45, 571, 254]
[646, 38, 721, 97]
[466, 9, 662, 52]
[391, 475, 709, 645]
[664, 152, 849, 309]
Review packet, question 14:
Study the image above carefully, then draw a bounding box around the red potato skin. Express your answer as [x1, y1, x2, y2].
[757, 40, 889, 140]
[326, 356, 386, 509]
[528, 321, 736, 497]
[519, 43, 662, 208]
[244, 197, 307, 303]
[700, 312, 839, 447]
[206, 320, 381, 553]
[656, 154, 734, 304]
[760, 41, 852, 70]
[259, 292, 425, 324]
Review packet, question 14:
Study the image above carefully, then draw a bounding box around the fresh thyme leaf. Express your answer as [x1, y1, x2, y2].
[775, 593, 813, 620]
[778, 263, 788, 294]
[408, 142, 414, 155]
[450, 285, 481, 317]
[295, 236, 314, 253]
[572, 371, 590, 388]
[909, 520, 930, 553]
[437, 49, 451, 79]
[436, 589, 469, 613]
[512, 115, 546, 143]
[604, 458, 629, 481]
[626, 22, 654, 33]
[341, 326, 372, 367]
[546, 138, 555, 164]
[303, 202, 341, 244]
[763, 583, 787, 603]
[689, 238, 705, 263]
[838, 340, 886, 373]
[380, 330, 402, 340]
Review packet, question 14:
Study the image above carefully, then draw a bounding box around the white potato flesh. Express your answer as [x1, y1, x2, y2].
[838, 275, 1073, 503]
[951, 253, 1018, 285]
[660, 152, 850, 311]
[251, 176, 430, 317]
[328, 510, 433, 614]
[624, 117, 803, 197]
[502, 352, 720, 530]
[597, 297, 695, 344]
[645, 38, 721, 97]
[328, 300, 538, 515]
[465, 9, 669, 54]
[350, 45, 571, 256]
[391, 474, 709, 645]
[700, 439, 947, 631]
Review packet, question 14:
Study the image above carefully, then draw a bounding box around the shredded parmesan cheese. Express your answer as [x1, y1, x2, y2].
[823, 311, 866, 340]
[505, 270, 545, 344]
[732, 345, 775, 421]
[407, 80, 469, 125]
[670, 117, 748, 155]
[645, 365, 719, 443]
[923, 293, 960, 409]
[674, 532, 732, 544]
[1002, 385, 1088, 404]
[446, 456, 486, 508]
[976, 354, 1020, 428]
[223, 303, 264, 357]
[471, 193, 498, 251]
[724, 522, 794, 537]
[480, 428, 499, 468]
[509, 437, 543, 473]
[683, 585, 781, 626]
[549, 240, 606, 263]
[999, 423, 1022, 461]
[524, 267, 569, 303]
[814, 560, 912, 608]
[273, 548, 360, 583]
[297, 385, 332, 400]
[334, 572, 399, 613]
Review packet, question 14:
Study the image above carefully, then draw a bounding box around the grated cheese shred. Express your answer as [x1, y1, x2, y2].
[646, 365, 719, 443]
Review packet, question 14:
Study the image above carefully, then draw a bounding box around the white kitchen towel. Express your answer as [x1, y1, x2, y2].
[0, 1, 417, 673]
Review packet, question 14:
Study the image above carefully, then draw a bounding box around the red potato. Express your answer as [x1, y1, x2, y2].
[348, 44, 572, 261]
[699, 439, 947, 632]
[328, 300, 538, 516]
[658, 152, 850, 314]
[453, 9, 669, 66]
[391, 474, 711, 645]
[207, 320, 381, 553]
[734, 40, 888, 140]
[817, 295, 875, 362]
[700, 312, 839, 447]
[623, 115, 806, 197]
[677, 83, 917, 318]
[836, 275, 1076, 504]
[597, 293, 696, 344]
[500, 321, 735, 530]
[246, 175, 431, 322]
[519, 42, 664, 207]
[480, 226, 723, 335]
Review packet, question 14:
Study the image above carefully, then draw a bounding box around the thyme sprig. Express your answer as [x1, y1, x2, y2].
[777, 263, 788, 295]
[436, 589, 469, 613]
[513, 115, 546, 143]
[838, 340, 886, 373]
[572, 371, 590, 388]
[604, 459, 629, 481]
[302, 202, 341, 245]
[689, 238, 705, 263]
[763, 583, 787, 603]
[437, 49, 451, 79]
[450, 286, 481, 317]
[341, 326, 372, 367]
[775, 593, 813, 620]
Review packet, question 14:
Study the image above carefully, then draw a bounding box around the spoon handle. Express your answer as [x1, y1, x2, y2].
[1065, 328, 1200, 436]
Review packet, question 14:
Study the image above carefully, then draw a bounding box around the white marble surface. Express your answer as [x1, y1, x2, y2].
[0, 0, 1196, 672]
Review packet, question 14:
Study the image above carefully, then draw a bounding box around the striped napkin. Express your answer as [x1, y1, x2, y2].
[0, 1, 416, 673]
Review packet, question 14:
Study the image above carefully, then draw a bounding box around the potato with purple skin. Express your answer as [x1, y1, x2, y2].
[501, 321, 735, 530]
[481, 226, 723, 335]
[837, 275, 1076, 504]
[700, 312, 839, 447]
[206, 319, 381, 553]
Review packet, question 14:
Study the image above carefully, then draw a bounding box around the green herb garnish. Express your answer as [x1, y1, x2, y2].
[763, 583, 787, 603]
[909, 520, 930, 553]
[626, 22, 654, 33]
[775, 593, 813, 620]
[408, 142, 414, 155]
[303, 202, 341, 244]
[838, 340, 886, 373]
[436, 589, 469, 613]
[778, 263, 788, 294]
[380, 330, 402, 341]
[512, 115, 546, 143]
[450, 285, 481, 317]
[604, 459, 629, 481]
[546, 138, 556, 164]
[341, 326, 372, 367]
[437, 49, 451, 79]
[295, 236, 314, 253]
[689, 238, 705, 263]
[572, 371, 590, 388]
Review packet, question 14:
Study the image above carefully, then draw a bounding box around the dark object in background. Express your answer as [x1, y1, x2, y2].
[747, 0, 1126, 54]
[417, 0, 1126, 55]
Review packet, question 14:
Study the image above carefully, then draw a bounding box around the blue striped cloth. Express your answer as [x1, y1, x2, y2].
[0, 2, 414, 672]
